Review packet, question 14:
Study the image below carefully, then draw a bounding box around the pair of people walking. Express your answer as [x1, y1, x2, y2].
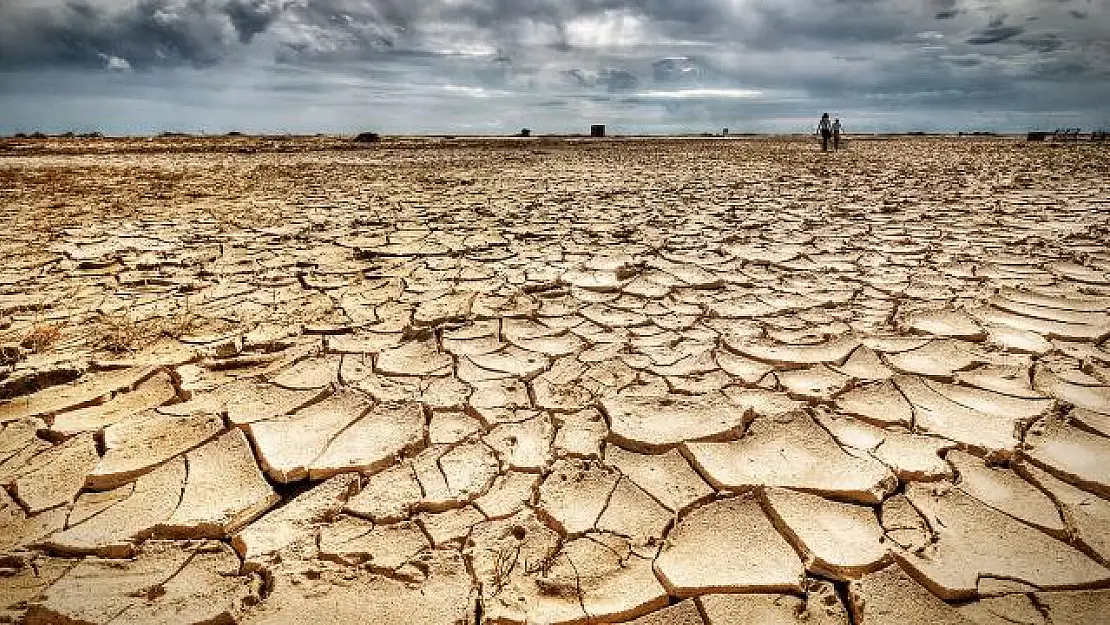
[817, 113, 842, 152]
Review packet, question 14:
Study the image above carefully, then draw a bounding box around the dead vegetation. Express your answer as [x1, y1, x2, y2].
[94, 309, 199, 353]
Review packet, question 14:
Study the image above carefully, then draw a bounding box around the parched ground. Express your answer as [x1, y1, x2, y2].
[1, 136, 1109, 624]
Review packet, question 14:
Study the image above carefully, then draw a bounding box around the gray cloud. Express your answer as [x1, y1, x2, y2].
[966, 14, 1025, 45]
[0, 0, 1108, 133]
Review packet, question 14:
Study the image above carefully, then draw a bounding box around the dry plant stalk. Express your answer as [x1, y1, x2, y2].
[96, 307, 198, 353]
[21, 322, 63, 353]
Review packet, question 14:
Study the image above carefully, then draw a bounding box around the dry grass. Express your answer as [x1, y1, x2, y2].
[20, 322, 63, 353]
[488, 544, 518, 596]
[94, 308, 199, 353]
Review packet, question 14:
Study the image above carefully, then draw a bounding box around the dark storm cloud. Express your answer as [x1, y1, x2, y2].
[0, 0, 285, 68]
[966, 14, 1025, 45]
[0, 0, 1108, 133]
[933, 0, 962, 19]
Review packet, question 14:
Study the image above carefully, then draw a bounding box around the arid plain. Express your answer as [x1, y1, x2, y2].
[1, 136, 1109, 624]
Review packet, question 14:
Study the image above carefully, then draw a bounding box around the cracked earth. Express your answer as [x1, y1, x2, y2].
[1, 136, 1109, 624]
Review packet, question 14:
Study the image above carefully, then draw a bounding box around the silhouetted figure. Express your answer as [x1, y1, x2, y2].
[832, 118, 843, 151]
[817, 113, 832, 152]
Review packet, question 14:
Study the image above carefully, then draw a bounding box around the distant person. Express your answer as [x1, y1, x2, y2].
[817, 113, 832, 152]
[832, 118, 843, 151]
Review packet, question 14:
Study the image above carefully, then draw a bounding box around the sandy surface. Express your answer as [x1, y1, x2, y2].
[1, 136, 1109, 624]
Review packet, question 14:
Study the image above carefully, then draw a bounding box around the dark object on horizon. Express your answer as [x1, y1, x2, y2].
[14, 133, 27, 138]
[906, 131, 927, 136]
[1092, 130, 1108, 142]
[1027, 132, 1048, 142]
[30, 132, 47, 139]
[591, 125, 606, 138]
[1052, 128, 1081, 142]
[354, 132, 381, 143]
[227, 131, 244, 137]
[518, 128, 531, 137]
[723, 128, 729, 136]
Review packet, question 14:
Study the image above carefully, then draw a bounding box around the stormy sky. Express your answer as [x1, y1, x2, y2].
[0, 0, 1108, 134]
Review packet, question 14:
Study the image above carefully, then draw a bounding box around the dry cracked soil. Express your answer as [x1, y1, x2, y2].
[1, 135, 1109, 624]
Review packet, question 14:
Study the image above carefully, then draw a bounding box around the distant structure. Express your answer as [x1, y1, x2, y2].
[1027, 132, 1048, 142]
[591, 125, 606, 138]
[723, 128, 729, 136]
[354, 132, 381, 143]
[518, 128, 531, 137]
[1052, 128, 1081, 142]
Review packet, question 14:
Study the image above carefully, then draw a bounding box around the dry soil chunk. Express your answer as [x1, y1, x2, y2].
[25, 541, 194, 625]
[684, 413, 897, 504]
[109, 543, 260, 625]
[549, 534, 670, 623]
[0, 366, 156, 422]
[34, 540, 254, 623]
[834, 346, 896, 381]
[880, 494, 932, 552]
[903, 309, 985, 339]
[232, 473, 359, 570]
[604, 445, 714, 513]
[948, 450, 1064, 535]
[49, 371, 177, 436]
[595, 477, 672, 548]
[654, 495, 804, 596]
[1032, 589, 1110, 625]
[12, 432, 98, 514]
[537, 460, 620, 534]
[0, 489, 68, 554]
[376, 339, 452, 376]
[777, 365, 853, 401]
[319, 516, 429, 570]
[898, 483, 1110, 600]
[484, 413, 555, 471]
[896, 375, 1020, 455]
[724, 337, 859, 367]
[885, 339, 983, 378]
[602, 392, 749, 453]
[698, 584, 850, 624]
[553, 408, 608, 458]
[226, 382, 326, 426]
[40, 457, 185, 557]
[269, 355, 340, 389]
[0, 558, 73, 623]
[239, 550, 474, 625]
[309, 400, 426, 479]
[472, 470, 540, 520]
[159, 429, 279, 538]
[1017, 462, 1110, 564]
[343, 463, 423, 522]
[849, 563, 978, 625]
[763, 487, 888, 579]
[1023, 421, 1110, 499]
[626, 599, 704, 625]
[818, 412, 954, 481]
[246, 392, 367, 483]
[87, 411, 223, 490]
[834, 380, 914, 428]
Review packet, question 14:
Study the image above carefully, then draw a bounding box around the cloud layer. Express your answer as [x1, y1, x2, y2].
[1, 0, 1108, 133]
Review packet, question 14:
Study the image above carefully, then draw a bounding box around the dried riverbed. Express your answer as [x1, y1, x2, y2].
[1, 136, 1109, 623]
